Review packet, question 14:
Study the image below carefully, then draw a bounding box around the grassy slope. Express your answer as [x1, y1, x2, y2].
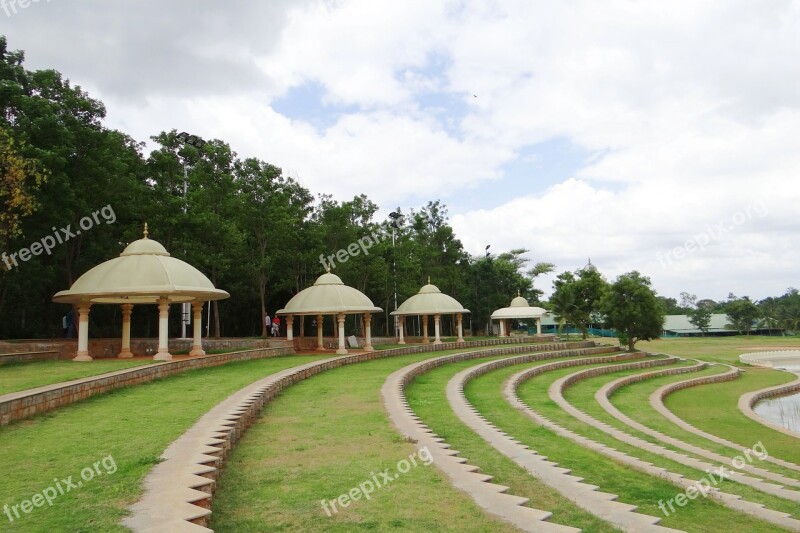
[0, 359, 155, 395]
[0, 355, 328, 532]
[211, 349, 522, 533]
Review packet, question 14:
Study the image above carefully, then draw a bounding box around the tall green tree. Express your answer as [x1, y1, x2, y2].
[550, 265, 608, 339]
[601, 271, 665, 351]
[725, 295, 759, 336]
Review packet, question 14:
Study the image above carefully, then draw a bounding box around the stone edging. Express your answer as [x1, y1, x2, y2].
[449, 352, 683, 532]
[381, 344, 614, 532]
[650, 366, 800, 473]
[125, 340, 580, 531]
[508, 359, 800, 530]
[738, 375, 800, 439]
[549, 361, 800, 510]
[596, 363, 800, 489]
[0, 347, 294, 426]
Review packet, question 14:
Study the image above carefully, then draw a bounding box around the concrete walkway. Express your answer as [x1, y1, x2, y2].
[448, 353, 683, 532]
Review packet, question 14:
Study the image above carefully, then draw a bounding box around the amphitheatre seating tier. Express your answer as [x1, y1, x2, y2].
[447, 352, 683, 532]
[596, 362, 800, 488]
[651, 367, 800, 473]
[502, 359, 800, 530]
[127, 338, 583, 530]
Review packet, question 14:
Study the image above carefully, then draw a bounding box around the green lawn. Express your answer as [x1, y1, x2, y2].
[635, 336, 800, 365]
[210, 348, 524, 532]
[0, 359, 155, 395]
[0, 354, 329, 532]
[484, 358, 790, 532]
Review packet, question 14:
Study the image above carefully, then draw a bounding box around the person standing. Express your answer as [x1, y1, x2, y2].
[264, 311, 272, 337]
[272, 315, 281, 337]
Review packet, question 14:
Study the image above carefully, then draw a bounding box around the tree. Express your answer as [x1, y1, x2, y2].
[0, 127, 47, 251]
[725, 295, 759, 336]
[601, 271, 665, 351]
[688, 306, 712, 336]
[550, 265, 608, 339]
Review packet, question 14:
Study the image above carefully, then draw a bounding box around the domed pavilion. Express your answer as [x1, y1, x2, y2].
[491, 293, 548, 336]
[391, 279, 470, 345]
[52, 225, 229, 361]
[276, 270, 381, 354]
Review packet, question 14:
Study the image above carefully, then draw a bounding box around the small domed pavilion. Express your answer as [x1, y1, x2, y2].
[491, 293, 548, 336]
[391, 279, 469, 345]
[276, 270, 381, 354]
[52, 225, 229, 361]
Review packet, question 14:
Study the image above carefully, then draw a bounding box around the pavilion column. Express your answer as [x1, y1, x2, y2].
[499, 319, 506, 337]
[422, 314, 429, 344]
[398, 316, 405, 344]
[74, 302, 93, 362]
[154, 297, 172, 361]
[190, 302, 205, 356]
[456, 313, 465, 344]
[336, 313, 347, 355]
[536, 317, 542, 336]
[287, 314, 294, 342]
[316, 314, 325, 350]
[364, 313, 374, 351]
[433, 313, 442, 345]
[118, 303, 134, 358]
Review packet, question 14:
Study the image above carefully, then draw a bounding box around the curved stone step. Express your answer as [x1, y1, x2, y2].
[597, 362, 800, 489]
[739, 374, 800, 438]
[382, 349, 606, 532]
[545, 362, 800, 531]
[651, 366, 800, 473]
[448, 354, 683, 532]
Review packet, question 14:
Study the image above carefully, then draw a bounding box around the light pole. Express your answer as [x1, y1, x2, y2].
[484, 244, 491, 335]
[389, 211, 402, 337]
[176, 131, 206, 339]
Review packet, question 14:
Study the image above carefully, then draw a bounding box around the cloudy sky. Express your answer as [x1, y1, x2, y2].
[4, 0, 799, 301]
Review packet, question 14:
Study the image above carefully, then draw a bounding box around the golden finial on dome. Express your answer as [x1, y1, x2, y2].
[428, 276, 431, 284]
[518, 289, 521, 297]
[143, 222, 149, 239]
[326, 266, 331, 273]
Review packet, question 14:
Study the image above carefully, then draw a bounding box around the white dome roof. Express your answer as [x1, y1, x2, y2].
[276, 271, 381, 315]
[52, 233, 229, 304]
[491, 295, 548, 319]
[391, 281, 469, 316]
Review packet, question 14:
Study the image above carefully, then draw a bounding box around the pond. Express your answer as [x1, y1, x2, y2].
[753, 369, 800, 435]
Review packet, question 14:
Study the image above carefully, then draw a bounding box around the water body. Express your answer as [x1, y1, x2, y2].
[753, 368, 800, 435]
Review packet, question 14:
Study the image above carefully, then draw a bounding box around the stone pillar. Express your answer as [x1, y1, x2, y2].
[190, 302, 205, 356]
[74, 302, 92, 362]
[287, 314, 294, 341]
[422, 314, 429, 344]
[536, 317, 542, 335]
[457, 313, 465, 344]
[154, 297, 172, 361]
[499, 319, 506, 337]
[398, 316, 406, 344]
[336, 313, 347, 355]
[433, 313, 442, 345]
[364, 313, 374, 351]
[316, 314, 325, 350]
[119, 303, 134, 358]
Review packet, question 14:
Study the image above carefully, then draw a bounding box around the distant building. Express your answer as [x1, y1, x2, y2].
[662, 314, 782, 337]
